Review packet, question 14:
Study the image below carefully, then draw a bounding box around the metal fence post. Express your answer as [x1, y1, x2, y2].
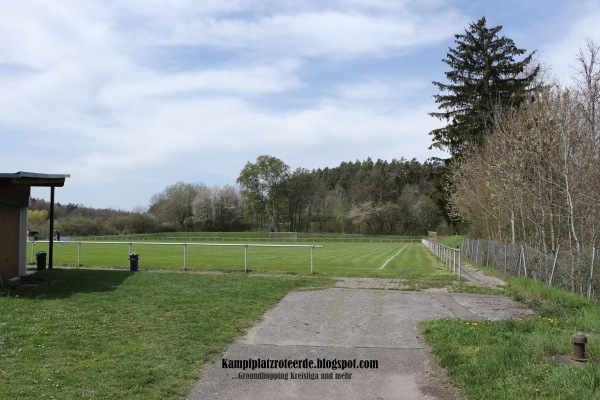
[549, 245, 559, 286]
[504, 243, 508, 273]
[453, 248, 456, 274]
[77, 242, 81, 267]
[183, 243, 187, 271]
[588, 247, 595, 300]
[522, 245, 528, 278]
[458, 248, 461, 279]
[311, 246, 314, 274]
[244, 244, 248, 272]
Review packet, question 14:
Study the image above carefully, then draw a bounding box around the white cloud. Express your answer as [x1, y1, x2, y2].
[163, 10, 464, 58]
[99, 60, 302, 108]
[0, 1, 114, 69]
[61, 93, 445, 186]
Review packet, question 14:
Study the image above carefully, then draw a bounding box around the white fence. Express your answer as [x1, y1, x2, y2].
[75, 236, 422, 244]
[422, 239, 461, 278]
[29, 241, 322, 273]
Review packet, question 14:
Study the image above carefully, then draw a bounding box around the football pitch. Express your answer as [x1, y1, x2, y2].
[29, 241, 453, 279]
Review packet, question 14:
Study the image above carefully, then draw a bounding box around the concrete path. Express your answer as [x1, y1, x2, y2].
[187, 273, 532, 400]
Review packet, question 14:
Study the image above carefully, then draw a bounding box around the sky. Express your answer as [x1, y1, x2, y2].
[1, 0, 599, 211]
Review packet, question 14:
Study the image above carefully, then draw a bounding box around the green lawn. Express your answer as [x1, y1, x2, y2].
[421, 268, 600, 399]
[29, 241, 455, 282]
[0, 269, 333, 399]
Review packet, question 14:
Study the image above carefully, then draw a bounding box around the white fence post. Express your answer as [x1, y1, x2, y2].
[183, 244, 187, 271]
[422, 240, 461, 278]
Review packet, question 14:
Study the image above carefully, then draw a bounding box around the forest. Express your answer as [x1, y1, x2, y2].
[27, 157, 447, 237]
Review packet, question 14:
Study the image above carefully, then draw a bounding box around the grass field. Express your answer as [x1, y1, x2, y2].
[9, 234, 594, 399]
[1, 238, 456, 399]
[0, 269, 333, 399]
[29, 241, 455, 283]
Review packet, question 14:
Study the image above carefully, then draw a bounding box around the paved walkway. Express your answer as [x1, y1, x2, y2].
[187, 268, 531, 400]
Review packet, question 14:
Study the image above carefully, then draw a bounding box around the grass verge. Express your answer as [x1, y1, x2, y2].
[0, 269, 332, 399]
[421, 275, 600, 399]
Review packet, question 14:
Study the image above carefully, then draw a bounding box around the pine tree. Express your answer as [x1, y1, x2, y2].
[429, 17, 539, 158]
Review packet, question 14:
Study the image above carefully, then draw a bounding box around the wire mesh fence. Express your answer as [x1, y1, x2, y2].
[462, 238, 599, 302]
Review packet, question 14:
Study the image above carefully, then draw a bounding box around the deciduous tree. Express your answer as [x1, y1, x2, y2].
[237, 155, 290, 231]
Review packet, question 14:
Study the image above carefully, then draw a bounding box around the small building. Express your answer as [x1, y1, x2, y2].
[0, 172, 69, 280]
[427, 231, 437, 244]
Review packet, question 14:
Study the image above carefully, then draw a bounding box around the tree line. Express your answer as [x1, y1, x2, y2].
[28, 157, 448, 237]
[235, 156, 444, 235]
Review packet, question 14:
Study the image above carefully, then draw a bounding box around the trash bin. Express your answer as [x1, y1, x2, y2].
[36, 251, 47, 270]
[129, 253, 139, 271]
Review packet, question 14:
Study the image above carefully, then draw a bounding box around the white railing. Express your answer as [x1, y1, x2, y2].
[29, 241, 323, 273]
[74, 236, 422, 244]
[422, 239, 461, 278]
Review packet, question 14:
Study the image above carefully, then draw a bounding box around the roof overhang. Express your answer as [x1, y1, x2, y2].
[0, 171, 70, 187]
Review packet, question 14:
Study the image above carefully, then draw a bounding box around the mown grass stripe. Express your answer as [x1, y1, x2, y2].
[379, 243, 410, 270]
[29, 241, 453, 280]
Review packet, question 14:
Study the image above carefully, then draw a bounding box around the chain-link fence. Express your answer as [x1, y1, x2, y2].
[462, 238, 599, 302]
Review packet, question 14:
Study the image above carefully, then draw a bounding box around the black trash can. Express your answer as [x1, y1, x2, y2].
[129, 253, 139, 271]
[36, 251, 47, 270]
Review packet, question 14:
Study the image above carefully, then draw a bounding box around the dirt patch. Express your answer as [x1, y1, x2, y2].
[460, 263, 507, 288]
[334, 277, 410, 290]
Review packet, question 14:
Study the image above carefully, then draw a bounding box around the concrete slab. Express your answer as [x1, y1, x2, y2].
[190, 344, 447, 400]
[242, 289, 452, 349]
[187, 286, 531, 400]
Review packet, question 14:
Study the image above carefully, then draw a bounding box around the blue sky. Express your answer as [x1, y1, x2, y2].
[1, 0, 599, 211]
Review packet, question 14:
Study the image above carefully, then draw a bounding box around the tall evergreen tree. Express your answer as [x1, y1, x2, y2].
[429, 17, 539, 158]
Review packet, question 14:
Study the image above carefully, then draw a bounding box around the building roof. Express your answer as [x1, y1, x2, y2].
[0, 171, 70, 187]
